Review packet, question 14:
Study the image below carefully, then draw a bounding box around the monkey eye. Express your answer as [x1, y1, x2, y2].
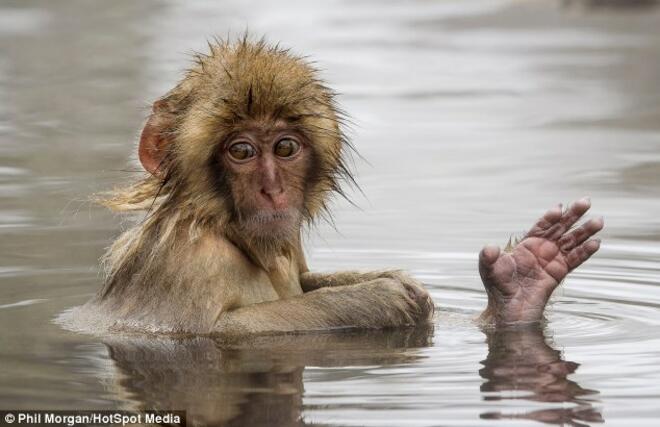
[227, 142, 257, 161]
[273, 138, 301, 158]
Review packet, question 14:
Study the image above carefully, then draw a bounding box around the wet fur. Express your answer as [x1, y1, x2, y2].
[73, 37, 433, 336]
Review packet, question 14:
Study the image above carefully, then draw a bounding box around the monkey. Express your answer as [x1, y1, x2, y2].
[70, 37, 433, 336]
[69, 37, 603, 337]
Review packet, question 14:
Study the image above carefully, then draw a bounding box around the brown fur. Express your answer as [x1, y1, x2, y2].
[80, 37, 433, 336]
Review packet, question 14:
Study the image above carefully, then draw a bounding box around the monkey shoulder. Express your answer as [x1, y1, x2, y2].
[86, 233, 281, 334]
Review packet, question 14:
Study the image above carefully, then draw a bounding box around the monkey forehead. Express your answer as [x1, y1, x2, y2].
[178, 95, 342, 167]
[226, 119, 304, 142]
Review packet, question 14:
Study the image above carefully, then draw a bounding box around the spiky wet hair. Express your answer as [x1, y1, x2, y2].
[103, 37, 355, 230]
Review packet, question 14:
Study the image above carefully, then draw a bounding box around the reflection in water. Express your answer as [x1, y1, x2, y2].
[561, 0, 659, 10]
[1, 0, 660, 424]
[479, 326, 603, 426]
[104, 326, 432, 427]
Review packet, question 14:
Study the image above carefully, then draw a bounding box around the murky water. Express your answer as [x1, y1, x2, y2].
[1, 0, 659, 425]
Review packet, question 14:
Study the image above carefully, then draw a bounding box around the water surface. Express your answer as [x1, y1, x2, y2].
[1, 0, 660, 425]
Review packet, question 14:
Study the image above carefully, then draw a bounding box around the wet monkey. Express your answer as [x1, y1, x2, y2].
[78, 38, 433, 335]
[76, 37, 603, 335]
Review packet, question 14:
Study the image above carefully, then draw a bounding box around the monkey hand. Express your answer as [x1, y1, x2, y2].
[478, 198, 603, 325]
[300, 270, 434, 323]
[377, 271, 435, 322]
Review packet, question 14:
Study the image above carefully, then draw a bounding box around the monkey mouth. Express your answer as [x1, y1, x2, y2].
[239, 208, 301, 235]
[249, 209, 295, 224]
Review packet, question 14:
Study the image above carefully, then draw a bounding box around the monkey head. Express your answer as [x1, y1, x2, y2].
[106, 38, 354, 258]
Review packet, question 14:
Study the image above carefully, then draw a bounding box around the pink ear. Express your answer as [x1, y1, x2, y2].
[138, 101, 170, 176]
[138, 118, 166, 176]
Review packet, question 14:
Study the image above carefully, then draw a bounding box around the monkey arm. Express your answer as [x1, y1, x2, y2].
[300, 270, 416, 292]
[214, 278, 433, 337]
[300, 271, 381, 291]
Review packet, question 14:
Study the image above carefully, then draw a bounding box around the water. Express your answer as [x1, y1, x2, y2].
[1, 0, 659, 425]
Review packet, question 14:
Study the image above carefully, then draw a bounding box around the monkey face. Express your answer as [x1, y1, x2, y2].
[219, 121, 310, 238]
[115, 39, 354, 251]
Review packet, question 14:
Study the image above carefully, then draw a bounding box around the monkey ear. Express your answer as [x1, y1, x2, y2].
[138, 101, 171, 177]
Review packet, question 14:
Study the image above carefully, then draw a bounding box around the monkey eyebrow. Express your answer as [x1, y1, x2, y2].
[271, 131, 304, 142]
[220, 132, 253, 149]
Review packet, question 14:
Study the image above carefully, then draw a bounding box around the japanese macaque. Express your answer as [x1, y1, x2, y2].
[75, 38, 603, 336]
[77, 38, 433, 336]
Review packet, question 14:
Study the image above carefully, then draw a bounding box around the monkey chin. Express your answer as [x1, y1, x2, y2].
[238, 207, 302, 241]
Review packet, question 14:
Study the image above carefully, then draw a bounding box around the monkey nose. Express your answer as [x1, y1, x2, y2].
[260, 188, 287, 210]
